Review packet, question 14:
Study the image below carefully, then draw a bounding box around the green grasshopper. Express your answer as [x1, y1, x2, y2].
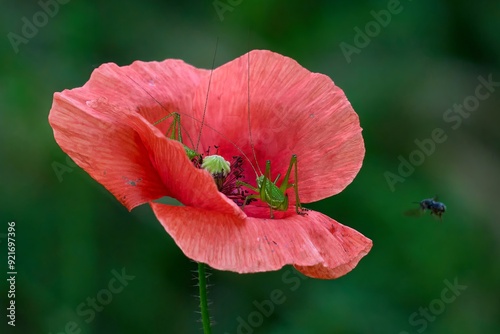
[236, 155, 303, 219]
[130, 50, 304, 219]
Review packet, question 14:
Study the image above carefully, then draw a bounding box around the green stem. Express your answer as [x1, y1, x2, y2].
[198, 262, 212, 334]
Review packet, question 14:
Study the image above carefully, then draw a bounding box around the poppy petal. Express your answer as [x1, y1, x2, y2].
[74, 59, 207, 125]
[49, 93, 168, 210]
[49, 59, 211, 210]
[187, 50, 364, 204]
[151, 203, 371, 279]
[86, 99, 245, 217]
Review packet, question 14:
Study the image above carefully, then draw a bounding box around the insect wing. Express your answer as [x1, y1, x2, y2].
[404, 208, 423, 217]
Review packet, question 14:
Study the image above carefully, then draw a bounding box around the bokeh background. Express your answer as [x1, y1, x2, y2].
[1, 0, 499, 333]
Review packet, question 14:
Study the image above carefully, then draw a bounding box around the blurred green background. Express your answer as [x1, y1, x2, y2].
[1, 0, 499, 333]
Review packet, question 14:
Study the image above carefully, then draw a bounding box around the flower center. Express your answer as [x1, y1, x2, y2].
[200, 152, 248, 206]
[201, 154, 231, 190]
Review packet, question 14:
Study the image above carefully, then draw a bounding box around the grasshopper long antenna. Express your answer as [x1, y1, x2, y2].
[246, 51, 263, 176]
[120, 47, 259, 178]
[196, 37, 218, 152]
[194, 39, 258, 177]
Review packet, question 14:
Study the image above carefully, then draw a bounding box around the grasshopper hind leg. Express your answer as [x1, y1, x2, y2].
[280, 154, 306, 216]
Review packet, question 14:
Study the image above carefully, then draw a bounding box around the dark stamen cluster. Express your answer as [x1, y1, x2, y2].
[191, 155, 203, 169]
[192, 146, 255, 208]
[220, 156, 254, 206]
[191, 145, 216, 169]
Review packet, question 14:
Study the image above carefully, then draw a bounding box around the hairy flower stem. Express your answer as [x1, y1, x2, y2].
[198, 262, 212, 334]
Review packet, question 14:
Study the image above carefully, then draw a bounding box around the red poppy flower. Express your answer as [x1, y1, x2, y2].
[49, 50, 372, 279]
